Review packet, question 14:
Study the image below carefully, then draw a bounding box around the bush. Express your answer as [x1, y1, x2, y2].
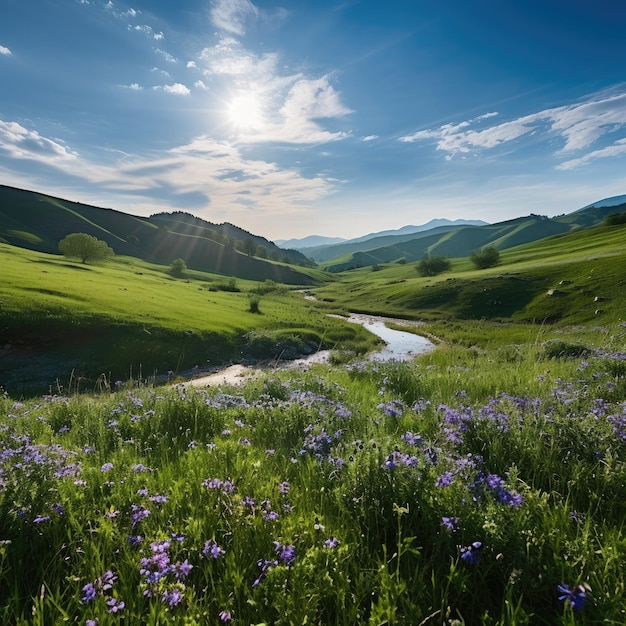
[416, 255, 451, 277]
[249, 296, 261, 314]
[169, 258, 187, 278]
[541, 340, 589, 359]
[58, 233, 114, 264]
[471, 246, 500, 269]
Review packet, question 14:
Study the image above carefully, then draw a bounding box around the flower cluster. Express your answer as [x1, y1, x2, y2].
[81, 570, 124, 614]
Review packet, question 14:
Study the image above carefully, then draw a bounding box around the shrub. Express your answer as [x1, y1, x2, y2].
[168, 257, 187, 278]
[471, 246, 500, 269]
[249, 295, 261, 314]
[416, 255, 451, 277]
[541, 340, 589, 359]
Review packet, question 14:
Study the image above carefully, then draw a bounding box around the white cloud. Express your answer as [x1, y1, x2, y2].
[155, 48, 177, 63]
[557, 138, 626, 170]
[157, 83, 191, 96]
[151, 67, 171, 78]
[0, 118, 338, 224]
[123, 83, 142, 90]
[361, 135, 378, 142]
[196, 38, 352, 144]
[400, 86, 626, 167]
[194, 80, 208, 90]
[0, 120, 78, 162]
[210, 0, 258, 36]
[0, 45, 12, 56]
[199, 36, 277, 77]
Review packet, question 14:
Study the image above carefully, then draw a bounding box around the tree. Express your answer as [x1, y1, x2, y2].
[169, 258, 187, 278]
[471, 246, 500, 269]
[58, 233, 114, 264]
[241, 238, 258, 257]
[417, 255, 451, 277]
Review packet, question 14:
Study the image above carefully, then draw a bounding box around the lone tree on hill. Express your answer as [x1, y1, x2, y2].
[471, 246, 500, 269]
[169, 257, 187, 278]
[417, 255, 451, 276]
[58, 233, 114, 264]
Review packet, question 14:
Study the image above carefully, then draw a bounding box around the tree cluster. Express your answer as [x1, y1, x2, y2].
[604, 211, 626, 226]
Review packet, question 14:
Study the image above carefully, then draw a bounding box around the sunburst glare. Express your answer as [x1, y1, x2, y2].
[227, 93, 264, 130]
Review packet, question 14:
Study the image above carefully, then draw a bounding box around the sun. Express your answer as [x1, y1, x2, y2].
[227, 93, 264, 130]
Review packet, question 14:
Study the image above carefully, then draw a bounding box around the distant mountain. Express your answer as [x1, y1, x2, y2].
[275, 234, 347, 248]
[345, 218, 489, 245]
[0, 185, 316, 285]
[279, 219, 487, 252]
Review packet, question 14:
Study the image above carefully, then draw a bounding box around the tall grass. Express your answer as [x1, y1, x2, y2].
[2, 328, 626, 624]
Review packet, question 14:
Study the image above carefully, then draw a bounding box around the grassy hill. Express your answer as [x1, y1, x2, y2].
[320, 206, 626, 271]
[312, 220, 626, 329]
[0, 185, 314, 284]
[0, 245, 378, 396]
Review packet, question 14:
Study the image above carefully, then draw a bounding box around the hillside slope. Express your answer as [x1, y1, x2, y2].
[322, 205, 626, 271]
[0, 186, 315, 285]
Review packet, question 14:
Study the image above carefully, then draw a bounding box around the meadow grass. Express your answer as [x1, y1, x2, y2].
[0, 245, 377, 395]
[1, 331, 626, 624]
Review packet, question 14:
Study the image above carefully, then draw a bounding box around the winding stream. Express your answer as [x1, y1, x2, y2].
[344, 313, 435, 361]
[183, 313, 435, 388]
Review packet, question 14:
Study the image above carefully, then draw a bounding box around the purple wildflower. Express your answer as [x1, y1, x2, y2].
[162, 587, 183, 607]
[130, 504, 150, 527]
[202, 539, 225, 559]
[441, 516, 459, 532]
[460, 541, 482, 565]
[173, 559, 193, 580]
[324, 537, 340, 548]
[252, 559, 277, 587]
[106, 597, 125, 614]
[274, 541, 296, 565]
[81, 583, 97, 603]
[557, 582, 590, 611]
[219, 610, 232, 622]
[100, 463, 114, 473]
[435, 471, 454, 488]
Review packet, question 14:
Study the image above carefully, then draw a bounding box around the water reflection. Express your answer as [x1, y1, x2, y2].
[345, 314, 434, 361]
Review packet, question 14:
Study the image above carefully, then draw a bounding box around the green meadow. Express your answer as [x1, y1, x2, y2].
[1, 222, 626, 624]
[0, 244, 377, 395]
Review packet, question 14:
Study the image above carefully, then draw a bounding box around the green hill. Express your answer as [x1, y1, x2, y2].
[0, 185, 315, 285]
[313, 220, 626, 326]
[321, 207, 626, 272]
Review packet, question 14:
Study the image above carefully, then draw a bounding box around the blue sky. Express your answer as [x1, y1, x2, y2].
[1, 0, 626, 240]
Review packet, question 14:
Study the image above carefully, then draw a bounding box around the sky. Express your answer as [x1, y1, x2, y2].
[1, 0, 626, 241]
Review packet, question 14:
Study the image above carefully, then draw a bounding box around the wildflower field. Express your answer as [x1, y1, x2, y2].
[2, 330, 626, 625]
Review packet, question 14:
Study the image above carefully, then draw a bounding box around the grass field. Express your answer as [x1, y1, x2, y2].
[0, 245, 377, 395]
[1, 221, 626, 623]
[2, 334, 626, 624]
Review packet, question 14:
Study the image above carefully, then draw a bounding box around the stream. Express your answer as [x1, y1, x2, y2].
[343, 313, 435, 361]
[183, 313, 435, 388]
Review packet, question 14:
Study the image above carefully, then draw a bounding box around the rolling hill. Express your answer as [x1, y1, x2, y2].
[319, 202, 626, 271]
[0, 185, 316, 285]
